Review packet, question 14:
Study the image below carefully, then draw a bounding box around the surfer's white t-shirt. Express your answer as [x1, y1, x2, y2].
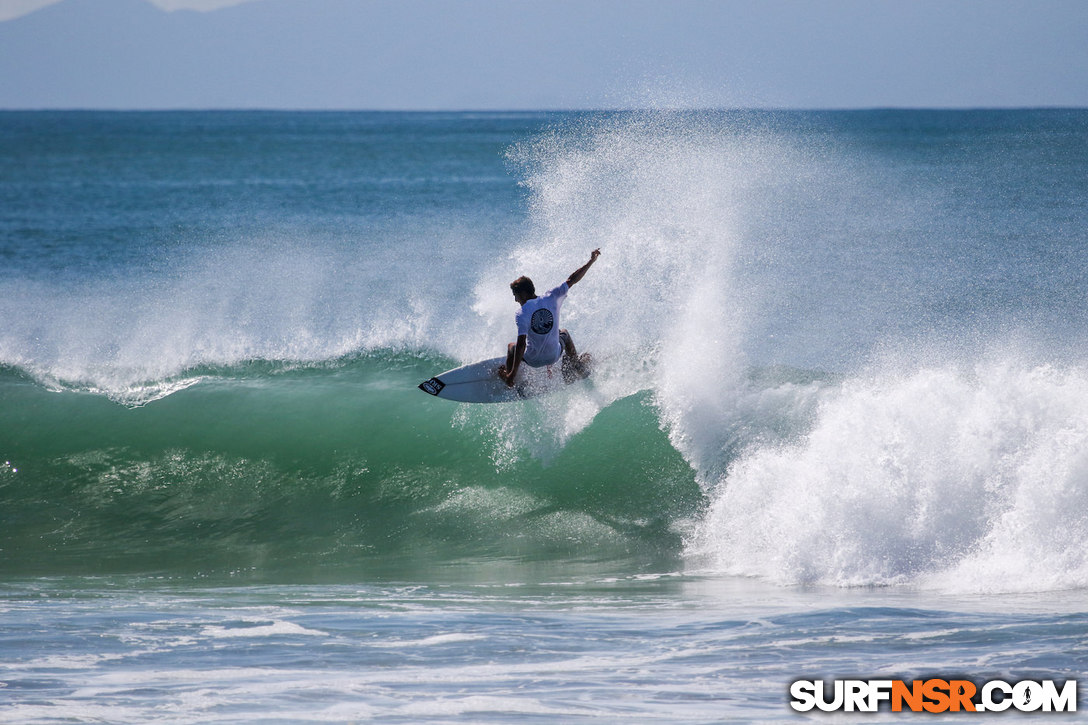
[515, 282, 568, 367]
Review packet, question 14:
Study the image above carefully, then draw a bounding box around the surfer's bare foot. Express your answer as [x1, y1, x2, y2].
[562, 353, 592, 383]
[575, 353, 592, 378]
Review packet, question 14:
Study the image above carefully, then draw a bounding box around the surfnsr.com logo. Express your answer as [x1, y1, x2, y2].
[790, 678, 1077, 713]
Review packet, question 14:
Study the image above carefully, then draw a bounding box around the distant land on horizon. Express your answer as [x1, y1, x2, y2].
[2, 0, 1087, 111]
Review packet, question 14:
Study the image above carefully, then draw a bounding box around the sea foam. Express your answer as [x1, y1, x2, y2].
[465, 112, 797, 465]
[689, 358, 1088, 593]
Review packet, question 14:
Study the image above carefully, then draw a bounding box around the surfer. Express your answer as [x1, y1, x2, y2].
[497, 249, 600, 387]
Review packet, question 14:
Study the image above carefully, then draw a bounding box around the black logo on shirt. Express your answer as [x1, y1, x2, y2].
[530, 308, 554, 334]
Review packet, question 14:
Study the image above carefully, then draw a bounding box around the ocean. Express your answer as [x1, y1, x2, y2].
[1, 109, 1086, 722]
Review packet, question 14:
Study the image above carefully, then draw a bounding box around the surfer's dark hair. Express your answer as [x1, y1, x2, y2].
[510, 276, 535, 298]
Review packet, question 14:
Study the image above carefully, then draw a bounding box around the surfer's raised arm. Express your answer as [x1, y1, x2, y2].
[566, 248, 601, 287]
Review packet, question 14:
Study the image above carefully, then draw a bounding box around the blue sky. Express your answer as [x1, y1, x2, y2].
[1, 0, 1087, 109]
[0, 0, 255, 21]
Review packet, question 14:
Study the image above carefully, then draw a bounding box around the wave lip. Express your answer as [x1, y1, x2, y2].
[689, 360, 1088, 594]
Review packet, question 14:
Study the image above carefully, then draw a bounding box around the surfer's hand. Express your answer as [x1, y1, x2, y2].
[590, 248, 600, 262]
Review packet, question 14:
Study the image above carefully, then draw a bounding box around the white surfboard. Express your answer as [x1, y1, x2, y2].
[418, 356, 589, 403]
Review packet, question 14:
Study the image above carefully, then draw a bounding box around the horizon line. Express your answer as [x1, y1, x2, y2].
[2, 105, 1087, 113]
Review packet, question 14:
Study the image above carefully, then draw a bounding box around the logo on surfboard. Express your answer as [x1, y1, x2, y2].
[419, 377, 445, 396]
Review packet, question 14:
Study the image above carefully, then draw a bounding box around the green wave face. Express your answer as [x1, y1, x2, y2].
[0, 354, 701, 581]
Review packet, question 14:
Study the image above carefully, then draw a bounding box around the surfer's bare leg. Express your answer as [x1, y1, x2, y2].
[559, 329, 578, 358]
[559, 330, 590, 381]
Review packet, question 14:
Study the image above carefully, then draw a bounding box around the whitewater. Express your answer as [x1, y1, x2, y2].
[1, 110, 1086, 721]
